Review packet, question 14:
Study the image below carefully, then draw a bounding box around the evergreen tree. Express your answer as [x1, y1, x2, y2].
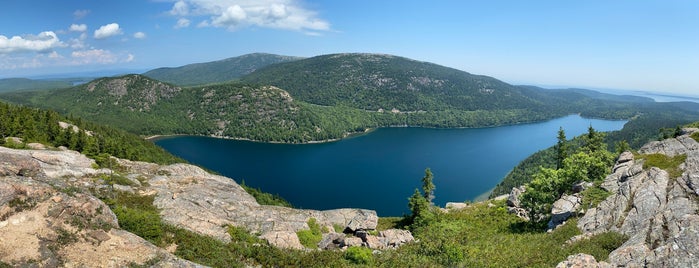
[421, 168, 435, 204]
[555, 127, 568, 169]
[583, 125, 605, 153]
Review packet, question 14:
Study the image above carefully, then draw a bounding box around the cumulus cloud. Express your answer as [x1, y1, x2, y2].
[94, 23, 123, 39]
[168, 0, 330, 33]
[175, 18, 191, 29]
[0, 31, 63, 54]
[133, 32, 147, 39]
[74, 9, 91, 20]
[69, 24, 87, 32]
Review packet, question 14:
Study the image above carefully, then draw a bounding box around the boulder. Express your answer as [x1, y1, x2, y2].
[506, 186, 525, 208]
[345, 210, 378, 232]
[445, 202, 468, 210]
[556, 253, 611, 268]
[318, 232, 345, 250]
[572, 181, 593, 193]
[379, 229, 414, 248]
[364, 235, 385, 250]
[548, 194, 581, 230]
[342, 237, 363, 248]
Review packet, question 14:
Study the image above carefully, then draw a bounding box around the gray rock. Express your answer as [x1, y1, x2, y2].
[616, 151, 634, 164]
[556, 253, 612, 268]
[572, 181, 593, 193]
[507, 186, 525, 208]
[345, 210, 378, 232]
[379, 229, 414, 248]
[445, 202, 468, 210]
[575, 134, 699, 267]
[342, 237, 363, 247]
[318, 232, 345, 250]
[364, 235, 384, 250]
[548, 194, 581, 230]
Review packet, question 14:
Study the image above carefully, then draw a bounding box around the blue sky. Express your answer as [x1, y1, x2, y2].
[1, 1, 697, 95]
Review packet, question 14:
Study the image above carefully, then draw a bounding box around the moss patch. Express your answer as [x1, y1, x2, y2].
[638, 153, 687, 178]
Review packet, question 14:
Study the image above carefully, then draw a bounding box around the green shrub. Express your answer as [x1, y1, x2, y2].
[113, 206, 163, 243]
[345, 246, 373, 265]
[691, 132, 699, 142]
[567, 231, 628, 261]
[99, 173, 136, 186]
[240, 182, 292, 207]
[580, 186, 612, 209]
[297, 218, 323, 248]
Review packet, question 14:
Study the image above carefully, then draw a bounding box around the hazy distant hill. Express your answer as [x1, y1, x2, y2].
[0, 78, 78, 93]
[143, 53, 303, 86]
[522, 86, 655, 103]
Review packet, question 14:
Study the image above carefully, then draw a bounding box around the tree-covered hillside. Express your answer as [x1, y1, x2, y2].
[143, 53, 303, 86]
[490, 107, 699, 197]
[0, 101, 182, 164]
[241, 53, 548, 111]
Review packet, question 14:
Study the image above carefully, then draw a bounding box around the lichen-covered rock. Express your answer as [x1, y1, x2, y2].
[0, 167, 197, 267]
[345, 210, 379, 232]
[555, 253, 611, 268]
[547, 194, 581, 230]
[569, 132, 699, 267]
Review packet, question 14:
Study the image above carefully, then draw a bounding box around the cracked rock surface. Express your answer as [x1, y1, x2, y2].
[570, 128, 699, 267]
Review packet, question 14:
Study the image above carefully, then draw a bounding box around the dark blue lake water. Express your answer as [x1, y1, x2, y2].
[155, 115, 626, 216]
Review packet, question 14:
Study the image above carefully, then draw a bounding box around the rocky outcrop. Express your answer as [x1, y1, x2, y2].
[564, 128, 699, 267]
[1, 144, 408, 257]
[0, 147, 199, 267]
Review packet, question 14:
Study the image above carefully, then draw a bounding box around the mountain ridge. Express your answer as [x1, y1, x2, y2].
[143, 53, 303, 86]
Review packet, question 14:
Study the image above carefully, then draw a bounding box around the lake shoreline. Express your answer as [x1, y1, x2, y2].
[146, 113, 628, 144]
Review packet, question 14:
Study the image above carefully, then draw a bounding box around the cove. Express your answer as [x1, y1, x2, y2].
[155, 115, 626, 216]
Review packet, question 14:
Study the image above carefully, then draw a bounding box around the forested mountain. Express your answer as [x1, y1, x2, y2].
[240, 53, 547, 111]
[143, 53, 303, 86]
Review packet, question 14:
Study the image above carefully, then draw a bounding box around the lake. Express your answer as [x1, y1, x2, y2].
[155, 115, 626, 216]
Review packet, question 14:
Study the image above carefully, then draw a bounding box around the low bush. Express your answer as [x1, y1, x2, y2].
[345, 246, 373, 265]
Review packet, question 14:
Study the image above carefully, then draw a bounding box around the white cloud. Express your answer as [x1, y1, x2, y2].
[69, 24, 87, 32]
[133, 32, 147, 39]
[0, 31, 63, 54]
[168, 0, 330, 33]
[170, 0, 190, 16]
[175, 18, 191, 29]
[94, 23, 123, 39]
[126, 54, 135, 62]
[74, 9, 91, 20]
[71, 49, 118, 64]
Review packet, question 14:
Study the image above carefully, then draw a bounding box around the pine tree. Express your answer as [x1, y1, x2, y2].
[555, 127, 568, 169]
[421, 168, 435, 204]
